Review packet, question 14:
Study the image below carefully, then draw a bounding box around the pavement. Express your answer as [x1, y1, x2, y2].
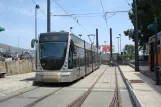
[119, 65, 161, 107]
[0, 65, 135, 107]
[128, 61, 156, 80]
[0, 72, 35, 97]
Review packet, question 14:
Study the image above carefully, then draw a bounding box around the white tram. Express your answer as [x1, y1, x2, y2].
[31, 32, 101, 84]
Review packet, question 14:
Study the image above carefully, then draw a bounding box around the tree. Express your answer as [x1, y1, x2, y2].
[59, 30, 66, 32]
[0, 26, 5, 32]
[124, 0, 161, 50]
[124, 44, 135, 54]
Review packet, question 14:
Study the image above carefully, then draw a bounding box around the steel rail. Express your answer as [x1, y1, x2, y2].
[66, 66, 108, 107]
[109, 66, 122, 107]
[24, 87, 63, 107]
[0, 86, 39, 103]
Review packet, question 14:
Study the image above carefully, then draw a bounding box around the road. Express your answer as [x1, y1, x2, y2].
[0, 65, 135, 107]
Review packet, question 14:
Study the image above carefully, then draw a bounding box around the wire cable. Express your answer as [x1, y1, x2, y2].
[31, 0, 47, 18]
[52, 0, 91, 34]
[51, 10, 130, 17]
[99, 0, 108, 27]
[100, 0, 105, 13]
[125, 0, 130, 6]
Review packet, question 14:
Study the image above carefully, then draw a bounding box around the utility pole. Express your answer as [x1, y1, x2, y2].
[47, 0, 51, 32]
[110, 28, 113, 62]
[96, 29, 99, 66]
[133, 0, 139, 71]
[96, 29, 99, 49]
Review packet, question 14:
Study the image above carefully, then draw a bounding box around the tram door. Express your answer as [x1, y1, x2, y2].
[74, 47, 80, 78]
[150, 42, 154, 71]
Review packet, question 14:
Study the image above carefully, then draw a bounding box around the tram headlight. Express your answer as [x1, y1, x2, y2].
[36, 72, 42, 76]
[61, 72, 71, 76]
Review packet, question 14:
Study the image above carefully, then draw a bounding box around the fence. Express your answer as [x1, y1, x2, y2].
[0, 59, 35, 76]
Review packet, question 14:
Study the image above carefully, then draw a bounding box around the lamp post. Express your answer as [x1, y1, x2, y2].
[70, 27, 73, 32]
[119, 34, 121, 53]
[116, 37, 120, 54]
[104, 41, 107, 53]
[35, 5, 39, 40]
[35, 4, 39, 69]
[18, 36, 20, 49]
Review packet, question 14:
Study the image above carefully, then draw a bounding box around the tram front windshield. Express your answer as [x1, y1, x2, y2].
[40, 42, 67, 59]
[39, 42, 67, 70]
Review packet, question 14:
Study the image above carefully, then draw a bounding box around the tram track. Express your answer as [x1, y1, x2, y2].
[24, 87, 63, 107]
[0, 86, 39, 103]
[109, 66, 122, 107]
[66, 66, 108, 107]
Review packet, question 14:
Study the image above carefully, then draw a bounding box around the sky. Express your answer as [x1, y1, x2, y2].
[0, 0, 134, 52]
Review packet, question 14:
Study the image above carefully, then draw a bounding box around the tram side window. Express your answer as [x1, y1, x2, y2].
[90, 51, 92, 64]
[79, 48, 85, 66]
[68, 48, 73, 69]
[86, 50, 89, 67]
[73, 46, 77, 67]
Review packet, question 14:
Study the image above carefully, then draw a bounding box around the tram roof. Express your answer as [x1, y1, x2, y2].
[40, 32, 69, 36]
[40, 32, 99, 52]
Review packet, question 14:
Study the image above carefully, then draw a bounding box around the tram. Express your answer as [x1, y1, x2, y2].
[31, 32, 101, 84]
[148, 32, 161, 71]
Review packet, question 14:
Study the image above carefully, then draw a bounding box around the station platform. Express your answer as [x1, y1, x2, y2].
[119, 65, 161, 107]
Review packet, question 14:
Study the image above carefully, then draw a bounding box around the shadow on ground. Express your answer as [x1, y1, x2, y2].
[135, 73, 161, 96]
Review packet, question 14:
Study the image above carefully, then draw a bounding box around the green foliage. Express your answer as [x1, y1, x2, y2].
[121, 54, 135, 60]
[124, 44, 135, 54]
[124, 0, 161, 49]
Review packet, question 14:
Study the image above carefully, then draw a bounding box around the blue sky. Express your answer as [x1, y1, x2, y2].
[0, 0, 133, 52]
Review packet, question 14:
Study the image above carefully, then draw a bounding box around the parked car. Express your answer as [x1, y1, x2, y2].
[0, 52, 5, 62]
[19, 53, 33, 60]
[0, 56, 5, 62]
[12, 53, 18, 61]
[3, 52, 12, 58]
[139, 56, 144, 61]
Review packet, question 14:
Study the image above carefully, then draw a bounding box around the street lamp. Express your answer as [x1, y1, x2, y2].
[104, 41, 107, 45]
[116, 37, 120, 54]
[70, 27, 73, 32]
[18, 36, 20, 49]
[87, 34, 95, 44]
[104, 41, 107, 54]
[35, 4, 39, 69]
[119, 34, 121, 54]
[35, 5, 40, 40]
[79, 34, 82, 38]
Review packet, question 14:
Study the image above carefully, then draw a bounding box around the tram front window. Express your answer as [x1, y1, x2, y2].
[39, 42, 67, 70]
